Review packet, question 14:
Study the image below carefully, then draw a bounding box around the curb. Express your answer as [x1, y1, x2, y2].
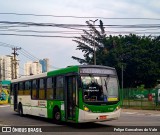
[122, 108, 160, 115]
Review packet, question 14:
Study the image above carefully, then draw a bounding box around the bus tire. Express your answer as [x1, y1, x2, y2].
[18, 103, 23, 117]
[53, 107, 61, 123]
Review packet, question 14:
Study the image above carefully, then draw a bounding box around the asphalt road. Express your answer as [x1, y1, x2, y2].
[0, 105, 160, 135]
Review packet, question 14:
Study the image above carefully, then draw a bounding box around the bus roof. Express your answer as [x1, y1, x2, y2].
[48, 65, 79, 77]
[11, 65, 115, 83]
[48, 65, 115, 77]
[11, 72, 47, 83]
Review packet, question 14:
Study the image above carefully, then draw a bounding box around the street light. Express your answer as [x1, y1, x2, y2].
[89, 19, 98, 65]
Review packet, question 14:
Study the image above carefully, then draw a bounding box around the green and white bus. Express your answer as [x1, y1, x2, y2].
[10, 65, 121, 123]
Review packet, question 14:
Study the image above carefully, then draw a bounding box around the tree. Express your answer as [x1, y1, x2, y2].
[72, 20, 160, 88]
[72, 20, 106, 64]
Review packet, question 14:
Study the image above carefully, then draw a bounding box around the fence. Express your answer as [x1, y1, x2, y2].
[121, 88, 160, 110]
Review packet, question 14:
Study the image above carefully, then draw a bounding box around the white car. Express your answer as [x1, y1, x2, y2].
[135, 94, 144, 99]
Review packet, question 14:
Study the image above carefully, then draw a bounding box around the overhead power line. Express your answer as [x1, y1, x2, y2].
[0, 33, 75, 38]
[0, 21, 160, 36]
[0, 21, 160, 37]
[0, 41, 60, 69]
[0, 26, 159, 36]
[21, 49, 39, 61]
[0, 28, 84, 34]
[0, 41, 17, 48]
[0, 21, 87, 31]
[0, 21, 160, 28]
[0, 12, 160, 20]
[0, 28, 160, 35]
[18, 50, 36, 62]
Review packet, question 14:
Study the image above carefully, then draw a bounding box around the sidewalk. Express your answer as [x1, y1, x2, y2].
[0, 104, 10, 107]
[122, 108, 160, 115]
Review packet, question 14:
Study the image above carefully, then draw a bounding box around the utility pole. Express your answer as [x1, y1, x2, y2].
[89, 19, 98, 65]
[12, 47, 21, 79]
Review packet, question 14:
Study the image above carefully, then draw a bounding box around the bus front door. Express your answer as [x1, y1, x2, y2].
[65, 76, 77, 121]
[14, 83, 18, 111]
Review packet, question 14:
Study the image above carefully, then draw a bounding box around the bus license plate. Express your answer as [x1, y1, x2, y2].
[99, 115, 107, 120]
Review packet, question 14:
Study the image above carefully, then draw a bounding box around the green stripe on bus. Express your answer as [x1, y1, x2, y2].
[47, 66, 79, 77]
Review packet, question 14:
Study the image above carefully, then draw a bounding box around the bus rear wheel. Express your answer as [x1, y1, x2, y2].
[53, 108, 61, 123]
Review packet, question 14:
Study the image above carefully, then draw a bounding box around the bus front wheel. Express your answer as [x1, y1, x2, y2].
[53, 107, 61, 123]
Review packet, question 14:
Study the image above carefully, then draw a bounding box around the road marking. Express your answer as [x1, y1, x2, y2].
[0, 105, 10, 108]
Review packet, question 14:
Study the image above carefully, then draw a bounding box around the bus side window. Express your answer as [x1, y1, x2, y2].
[52, 77, 56, 99]
[18, 82, 24, 95]
[32, 80, 37, 99]
[55, 76, 64, 100]
[46, 77, 53, 99]
[39, 78, 46, 100]
[24, 81, 30, 95]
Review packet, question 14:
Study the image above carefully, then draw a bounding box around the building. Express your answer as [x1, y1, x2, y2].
[24, 61, 32, 76]
[24, 61, 42, 76]
[39, 58, 49, 73]
[0, 55, 19, 81]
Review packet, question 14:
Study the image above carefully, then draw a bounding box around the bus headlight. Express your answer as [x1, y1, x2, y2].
[83, 106, 91, 112]
[114, 106, 120, 112]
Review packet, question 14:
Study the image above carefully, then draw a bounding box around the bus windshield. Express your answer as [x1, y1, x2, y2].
[81, 76, 118, 102]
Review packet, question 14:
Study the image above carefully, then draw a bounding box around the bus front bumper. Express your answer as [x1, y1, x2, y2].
[78, 108, 121, 123]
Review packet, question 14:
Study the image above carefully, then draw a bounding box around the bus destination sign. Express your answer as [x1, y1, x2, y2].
[80, 68, 115, 75]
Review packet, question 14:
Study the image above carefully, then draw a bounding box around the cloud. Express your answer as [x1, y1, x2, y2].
[0, 0, 159, 71]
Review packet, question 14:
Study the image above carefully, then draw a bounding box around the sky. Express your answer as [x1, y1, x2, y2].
[0, 0, 160, 74]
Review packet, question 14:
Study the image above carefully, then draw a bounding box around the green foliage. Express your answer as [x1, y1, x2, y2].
[72, 20, 160, 88]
